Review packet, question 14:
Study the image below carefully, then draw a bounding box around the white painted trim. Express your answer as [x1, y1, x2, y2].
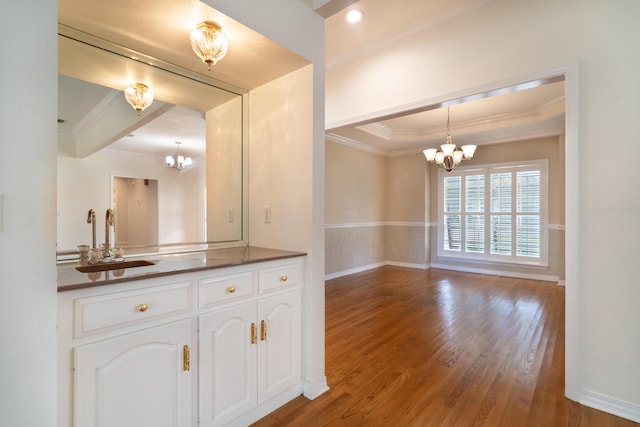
[325, 222, 385, 229]
[548, 224, 566, 230]
[563, 63, 580, 401]
[326, 259, 560, 283]
[557, 280, 566, 287]
[386, 261, 429, 270]
[233, 384, 302, 426]
[325, 132, 388, 156]
[325, 222, 426, 229]
[325, 262, 386, 280]
[302, 378, 330, 400]
[580, 389, 640, 423]
[430, 263, 559, 283]
[385, 222, 425, 227]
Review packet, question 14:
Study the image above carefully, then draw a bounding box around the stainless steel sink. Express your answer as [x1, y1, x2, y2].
[75, 259, 155, 273]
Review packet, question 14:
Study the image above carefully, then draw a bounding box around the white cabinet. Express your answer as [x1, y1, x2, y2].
[199, 290, 301, 427]
[58, 256, 304, 427]
[74, 318, 194, 427]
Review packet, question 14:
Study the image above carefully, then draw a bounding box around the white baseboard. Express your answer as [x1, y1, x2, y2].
[430, 262, 560, 283]
[303, 377, 330, 400]
[580, 389, 640, 423]
[386, 261, 428, 270]
[232, 384, 302, 426]
[325, 262, 386, 280]
[326, 261, 559, 283]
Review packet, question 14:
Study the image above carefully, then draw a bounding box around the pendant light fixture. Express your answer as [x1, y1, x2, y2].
[165, 142, 193, 170]
[124, 83, 154, 115]
[190, 21, 229, 71]
[423, 107, 477, 172]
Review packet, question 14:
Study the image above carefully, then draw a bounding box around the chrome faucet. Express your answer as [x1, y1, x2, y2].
[86, 209, 96, 248]
[104, 208, 115, 258]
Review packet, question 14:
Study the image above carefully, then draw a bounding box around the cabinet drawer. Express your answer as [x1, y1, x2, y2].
[73, 282, 192, 338]
[199, 271, 257, 310]
[259, 262, 302, 294]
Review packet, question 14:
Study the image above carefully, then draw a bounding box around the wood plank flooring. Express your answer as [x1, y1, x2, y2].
[252, 266, 638, 427]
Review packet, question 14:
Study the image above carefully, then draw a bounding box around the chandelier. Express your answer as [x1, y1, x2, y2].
[190, 21, 229, 71]
[124, 83, 154, 115]
[423, 107, 476, 172]
[165, 142, 193, 170]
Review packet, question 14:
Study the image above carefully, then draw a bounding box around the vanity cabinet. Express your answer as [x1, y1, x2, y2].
[199, 291, 301, 427]
[74, 318, 194, 427]
[58, 256, 304, 427]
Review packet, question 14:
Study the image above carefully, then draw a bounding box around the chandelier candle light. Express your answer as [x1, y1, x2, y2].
[166, 141, 193, 170]
[124, 83, 154, 115]
[423, 106, 476, 172]
[190, 21, 229, 71]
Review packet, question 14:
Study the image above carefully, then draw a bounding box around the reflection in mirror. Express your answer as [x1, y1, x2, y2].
[113, 177, 159, 247]
[56, 33, 245, 254]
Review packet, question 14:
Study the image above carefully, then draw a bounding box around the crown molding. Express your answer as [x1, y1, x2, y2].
[356, 96, 565, 144]
[325, 132, 388, 156]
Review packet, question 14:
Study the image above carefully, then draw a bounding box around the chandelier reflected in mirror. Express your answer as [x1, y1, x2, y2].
[165, 141, 192, 170]
[124, 83, 154, 115]
[423, 106, 477, 172]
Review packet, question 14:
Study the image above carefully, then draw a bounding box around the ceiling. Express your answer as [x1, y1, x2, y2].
[320, 0, 565, 156]
[58, 0, 565, 159]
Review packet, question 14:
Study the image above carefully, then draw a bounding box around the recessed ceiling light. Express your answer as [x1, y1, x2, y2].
[346, 9, 363, 23]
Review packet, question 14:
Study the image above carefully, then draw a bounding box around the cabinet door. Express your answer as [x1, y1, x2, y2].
[74, 318, 193, 427]
[257, 290, 301, 403]
[199, 302, 257, 427]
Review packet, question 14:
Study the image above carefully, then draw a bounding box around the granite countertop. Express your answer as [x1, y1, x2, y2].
[57, 246, 306, 292]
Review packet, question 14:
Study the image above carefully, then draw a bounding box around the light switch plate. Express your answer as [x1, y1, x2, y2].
[264, 206, 271, 223]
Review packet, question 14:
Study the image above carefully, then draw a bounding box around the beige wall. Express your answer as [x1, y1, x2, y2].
[325, 141, 428, 275]
[326, 142, 386, 224]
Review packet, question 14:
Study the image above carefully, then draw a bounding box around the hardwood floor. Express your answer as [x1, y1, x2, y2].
[252, 266, 638, 427]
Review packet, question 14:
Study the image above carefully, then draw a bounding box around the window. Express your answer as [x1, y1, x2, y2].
[438, 160, 548, 266]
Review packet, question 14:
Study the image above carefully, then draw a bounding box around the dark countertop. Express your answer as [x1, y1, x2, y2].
[57, 246, 306, 292]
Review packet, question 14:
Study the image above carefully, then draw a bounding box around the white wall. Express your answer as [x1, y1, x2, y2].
[0, 2, 58, 426]
[326, 0, 640, 420]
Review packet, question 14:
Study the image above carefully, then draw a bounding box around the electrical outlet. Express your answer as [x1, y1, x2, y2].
[228, 207, 234, 222]
[264, 206, 271, 223]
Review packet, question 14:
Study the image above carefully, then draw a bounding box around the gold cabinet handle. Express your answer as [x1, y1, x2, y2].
[183, 345, 190, 371]
[137, 303, 148, 313]
[251, 322, 257, 344]
[280, 275, 288, 282]
[227, 285, 236, 294]
[261, 320, 267, 341]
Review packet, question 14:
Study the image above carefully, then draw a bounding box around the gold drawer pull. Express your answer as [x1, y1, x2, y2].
[279, 275, 288, 282]
[227, 286, 236, 294]
[251, 322, 257, 344]
[137, 303, 148, 313]
[261, 320, 267, 341]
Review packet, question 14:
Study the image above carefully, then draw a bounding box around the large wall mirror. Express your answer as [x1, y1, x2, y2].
[57, 28, 247, 255]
